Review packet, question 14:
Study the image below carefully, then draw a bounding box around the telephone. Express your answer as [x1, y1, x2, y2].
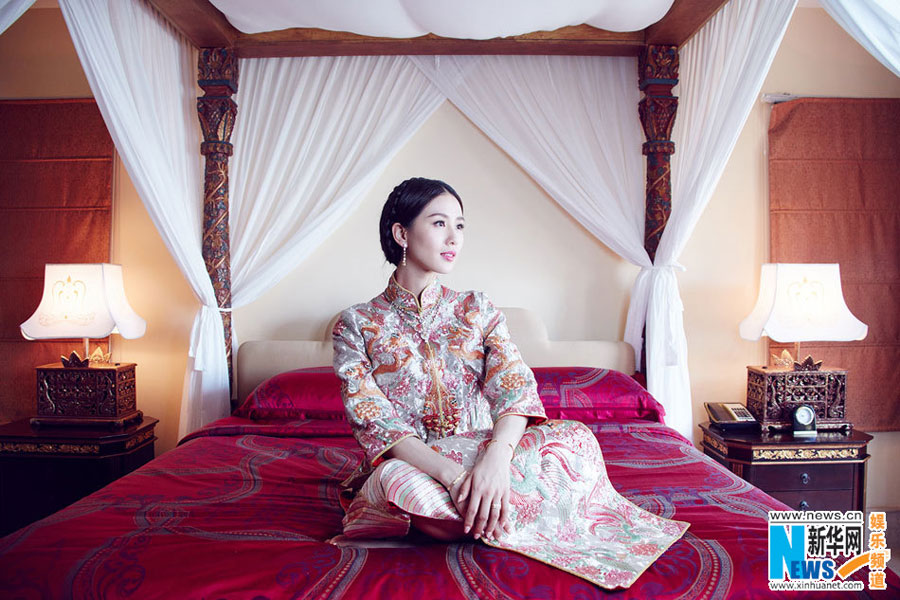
[704, 402, 758, 430]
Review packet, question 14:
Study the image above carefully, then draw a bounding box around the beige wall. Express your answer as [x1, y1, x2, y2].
[1, 7, 897, 508]
[0, 7, 89, 98]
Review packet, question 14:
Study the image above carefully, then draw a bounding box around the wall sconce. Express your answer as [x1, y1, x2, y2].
[20, 263, 146, 429]
[739, 263, 867, 431]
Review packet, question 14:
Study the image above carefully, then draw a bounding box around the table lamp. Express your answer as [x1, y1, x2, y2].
[20, 263, 146, 429]
[738, 263, 867, 431]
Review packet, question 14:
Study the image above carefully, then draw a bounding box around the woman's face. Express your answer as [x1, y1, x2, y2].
[394, 192, 465, 276]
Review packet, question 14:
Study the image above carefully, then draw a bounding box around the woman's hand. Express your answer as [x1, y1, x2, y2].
[457, 442, 514, 541]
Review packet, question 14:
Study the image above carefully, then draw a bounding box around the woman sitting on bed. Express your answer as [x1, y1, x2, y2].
[331, 177, 687, 589]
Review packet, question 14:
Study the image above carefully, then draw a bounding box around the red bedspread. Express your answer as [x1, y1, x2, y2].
[0, 417, 896, 599]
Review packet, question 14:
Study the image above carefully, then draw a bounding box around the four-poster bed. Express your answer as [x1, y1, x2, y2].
[1, 0, 898, 596]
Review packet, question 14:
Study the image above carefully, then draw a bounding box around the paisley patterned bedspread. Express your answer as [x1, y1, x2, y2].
[0, 417, 895, 599]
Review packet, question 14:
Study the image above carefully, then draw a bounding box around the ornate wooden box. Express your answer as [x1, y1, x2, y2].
[32, 363, 141, 429]
[746, 365, 849, 431]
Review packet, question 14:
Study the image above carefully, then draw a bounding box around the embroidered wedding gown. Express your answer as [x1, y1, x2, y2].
[331, 276, 687, 589]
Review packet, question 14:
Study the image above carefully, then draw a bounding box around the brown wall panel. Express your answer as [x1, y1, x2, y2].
[0, 278, 44, 340]
[0, 210, 110, 278]
[797, 345, 900, 432]
[770, 212, 900, 281]
[769, 161, 864, 211]
[769, 98, 900, 161]
[768, 98, 900, 432]
[0, 159, 112, 208]
[840, 283, 900, 345]
[860, 162, 900, 210]
[770, 160, 898, 212]
[0, 341, 80, 422]
[0, 99, 113, 160]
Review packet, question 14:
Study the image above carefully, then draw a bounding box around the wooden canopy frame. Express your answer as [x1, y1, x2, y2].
[147, 0, 729, 384]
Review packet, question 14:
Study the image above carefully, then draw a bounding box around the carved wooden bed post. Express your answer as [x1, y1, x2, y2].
[637, 44, 678, 373]
[197, 48, 238, 393]
[638, 44, 678, 261]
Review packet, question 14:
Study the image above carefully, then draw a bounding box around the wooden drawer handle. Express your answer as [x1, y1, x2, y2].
[799, 500, 810, 510]
[800, 473, 810, 485]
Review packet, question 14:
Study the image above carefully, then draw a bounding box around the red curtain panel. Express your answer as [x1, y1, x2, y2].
[768, 97, 900, 431]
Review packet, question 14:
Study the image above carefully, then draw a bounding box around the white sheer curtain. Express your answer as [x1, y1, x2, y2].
[821, 0, 900, 78]
[410, 55, 648, 266]
[229, 56, 444, 309]
[0, 0, 33, 35]
[623, 0, 797, 437]
[58, 0, 230, 438]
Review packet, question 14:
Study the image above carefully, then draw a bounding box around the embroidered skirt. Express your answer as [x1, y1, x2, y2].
[332, 420, 688, 589]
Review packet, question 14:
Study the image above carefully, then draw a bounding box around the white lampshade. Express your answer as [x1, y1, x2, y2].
[739, 263, 867, 343]
[20, 263, 146, 340]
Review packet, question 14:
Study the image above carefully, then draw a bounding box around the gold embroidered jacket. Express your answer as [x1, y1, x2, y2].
[332, 275, 546, 466]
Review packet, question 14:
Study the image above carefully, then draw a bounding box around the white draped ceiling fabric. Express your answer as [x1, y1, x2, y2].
[208, 0, 675, 39]
[820, 0, 900, 78]
[0, 0, 34, 35]
[58, 0, 231, 439]
[51, 0, 801, 437]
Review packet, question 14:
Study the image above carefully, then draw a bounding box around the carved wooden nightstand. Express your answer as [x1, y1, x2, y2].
[0, 416, 157, 536]
[700, 422, 871, 512]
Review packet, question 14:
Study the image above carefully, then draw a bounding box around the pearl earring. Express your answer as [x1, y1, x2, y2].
[401, 245, 407, 267]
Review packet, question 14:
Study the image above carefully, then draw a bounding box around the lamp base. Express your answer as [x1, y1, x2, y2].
[746, 364, 851, 431]
[34, 363, 140, 431]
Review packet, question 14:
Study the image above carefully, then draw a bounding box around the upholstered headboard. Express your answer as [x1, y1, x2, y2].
[235, 307, 634, 401]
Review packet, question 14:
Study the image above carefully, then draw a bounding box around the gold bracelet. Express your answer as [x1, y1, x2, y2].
[486, 439, 515, 453]
[447, 470, 467, 490]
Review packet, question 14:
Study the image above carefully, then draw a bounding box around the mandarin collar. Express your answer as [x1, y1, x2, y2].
[385, 274, 442, 312]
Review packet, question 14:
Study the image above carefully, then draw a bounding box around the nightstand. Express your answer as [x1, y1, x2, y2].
[0, 416, 158, 536]
[700, 422, 871, 512]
